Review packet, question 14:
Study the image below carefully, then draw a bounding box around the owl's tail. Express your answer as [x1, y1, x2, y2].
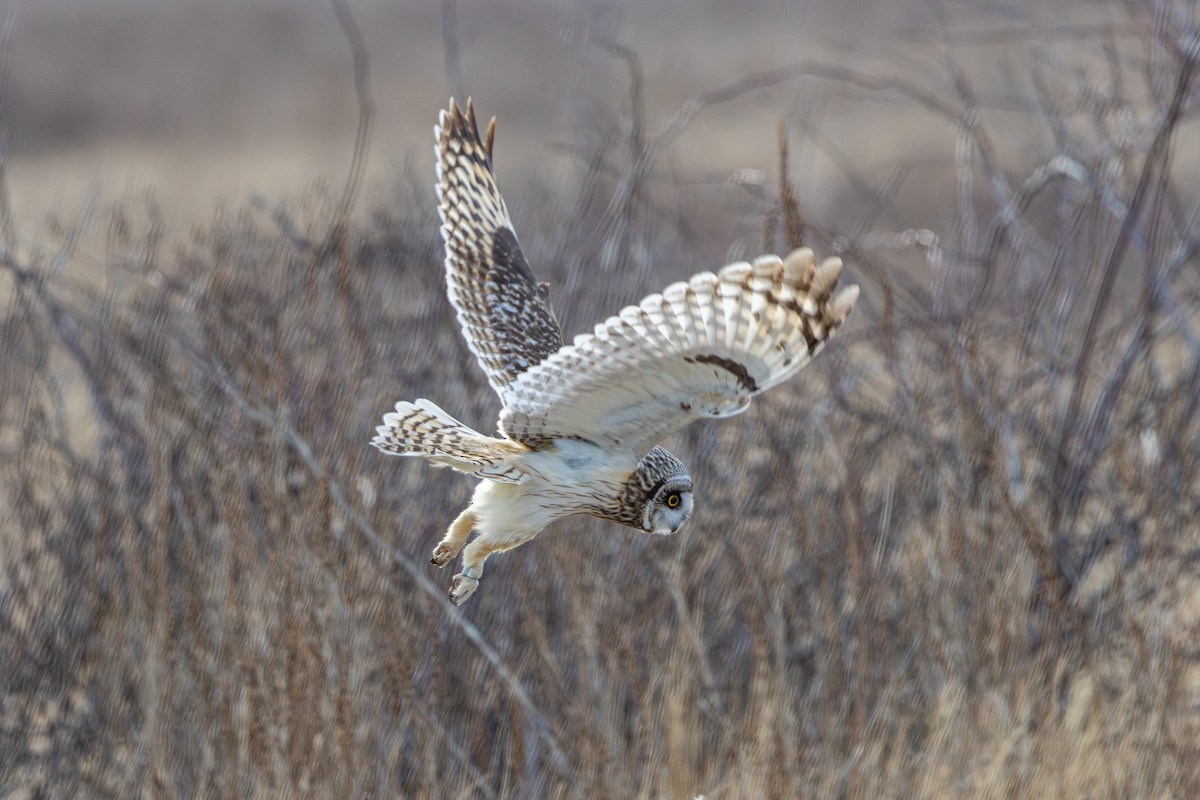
[371, 399, 530, 484]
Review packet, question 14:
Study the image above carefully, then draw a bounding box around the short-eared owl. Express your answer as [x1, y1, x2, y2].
[373, 99, 859, 605]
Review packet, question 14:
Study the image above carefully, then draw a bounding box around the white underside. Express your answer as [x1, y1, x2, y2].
[466, 438, 635, 548]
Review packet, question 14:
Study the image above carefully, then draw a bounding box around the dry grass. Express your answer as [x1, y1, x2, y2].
[3, 1, 1200, 798]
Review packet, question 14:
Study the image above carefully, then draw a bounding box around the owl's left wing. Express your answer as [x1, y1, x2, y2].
[499, 248, 859, 454]
[436, 98, 565, 397]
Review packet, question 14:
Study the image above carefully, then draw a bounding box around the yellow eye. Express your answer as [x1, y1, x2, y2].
[666, 493, 681, 508]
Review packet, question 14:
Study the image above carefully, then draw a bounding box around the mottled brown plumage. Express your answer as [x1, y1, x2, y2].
[435, 98, 564, 399]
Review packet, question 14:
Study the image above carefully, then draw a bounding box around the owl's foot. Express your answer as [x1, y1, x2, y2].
[432, 508, 476, 567]
[449, 567, 480, 606]
[431, 543, 457, 567]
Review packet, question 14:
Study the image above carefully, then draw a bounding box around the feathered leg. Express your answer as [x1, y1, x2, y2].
[431, 507, 476, 568]
[448, 528, 541, 606]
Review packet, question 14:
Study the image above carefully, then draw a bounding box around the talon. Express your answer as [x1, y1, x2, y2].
[431, 544, 455, 568]
[449, 571, 480, 606]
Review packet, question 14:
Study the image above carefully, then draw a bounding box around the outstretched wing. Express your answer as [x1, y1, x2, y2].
[436, 98, 564, 398]
[499, 249, 859, 454]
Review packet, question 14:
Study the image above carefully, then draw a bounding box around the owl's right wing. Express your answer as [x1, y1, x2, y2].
[436, 98, 565, 399]
[499, 249, 859, 454]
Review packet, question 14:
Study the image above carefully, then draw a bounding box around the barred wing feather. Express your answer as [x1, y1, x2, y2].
[436, 98, 564, 397]
[499, 248, 859, 455]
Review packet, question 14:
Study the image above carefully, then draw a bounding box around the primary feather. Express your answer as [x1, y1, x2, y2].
[435, 98, 564, 398]
[500, 248, 859, 457]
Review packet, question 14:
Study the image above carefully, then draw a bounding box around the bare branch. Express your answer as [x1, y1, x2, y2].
[1052, 39, 1199, 530]
[332, 0, 375, 223]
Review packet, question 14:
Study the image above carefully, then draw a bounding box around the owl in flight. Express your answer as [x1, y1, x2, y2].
[373, 99, 859, 605]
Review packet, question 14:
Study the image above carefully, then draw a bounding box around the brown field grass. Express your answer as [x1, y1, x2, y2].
[3, 1, 1200, 798]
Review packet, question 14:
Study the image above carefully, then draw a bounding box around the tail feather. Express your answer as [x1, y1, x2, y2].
[371, 399, 529, 484]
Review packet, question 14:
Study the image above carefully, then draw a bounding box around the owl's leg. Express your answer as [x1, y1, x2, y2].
[431, 508, 476, 568]
[448, 532, 533, 606]
[449, 537, 492, 605]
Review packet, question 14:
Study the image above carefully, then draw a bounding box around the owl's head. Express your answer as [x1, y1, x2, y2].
[602, 446, 694, 535]
[642, 474, 694, 535]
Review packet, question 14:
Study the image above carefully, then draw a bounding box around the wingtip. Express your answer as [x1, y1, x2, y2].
[438, 96, 491, 157]
[447, 96, 467, 118]
[442, 97, 463, 133]
[831, 283, 860, 322]
[782, 247, 816, 284]
[810, 256, 844, 300]
[464, 96, 477, 131]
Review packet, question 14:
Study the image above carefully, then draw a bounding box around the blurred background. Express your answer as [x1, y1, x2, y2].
[5, 0, 977, 227]
[2, 0, 1199, 797]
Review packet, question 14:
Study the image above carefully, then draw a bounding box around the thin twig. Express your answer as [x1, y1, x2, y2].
[441, 0, 463, 101]
[776, 119, 806, 251]
[0, 4, 21, 249]
[332, 0, 375, 223]
[1052, 42, 1198, 531]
